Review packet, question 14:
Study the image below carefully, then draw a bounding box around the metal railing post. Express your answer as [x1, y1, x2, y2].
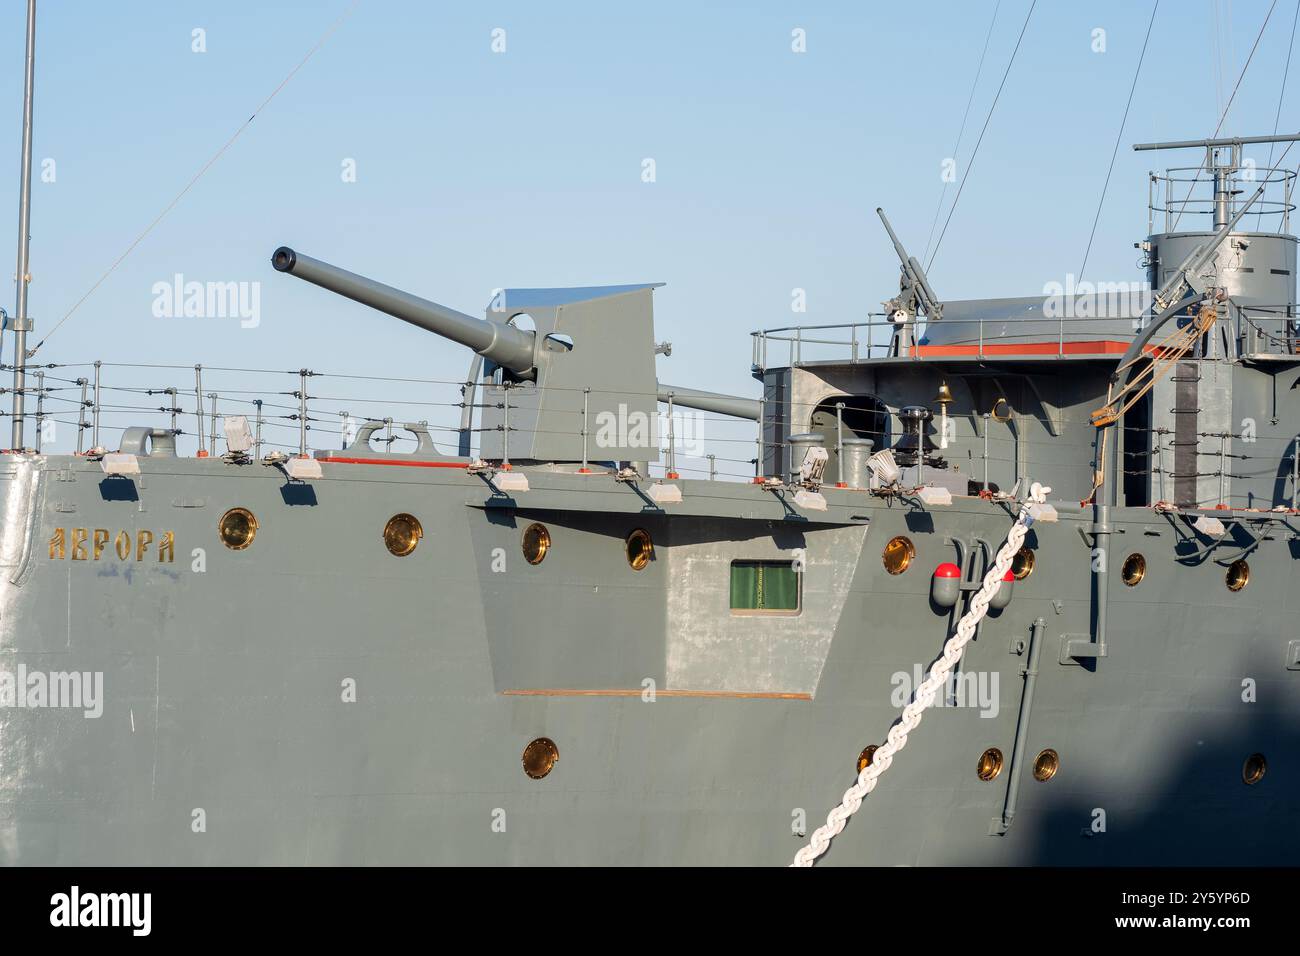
[835, 401, 844, 483]
[253, 399, 264, 459]
[33, 370, 43, 453]
[580, 387, 590, 472]
[666, 390, 678, 478]
[75, 377, 88, 454]
[297, 369, 309, 457]
[165, 387, 178, 438]
[208, 393, 218, 455]
[193, 364, 205, 456]
[499, 383, 511, 467]
[92, 360, 102, 451]
[982, 412, 991, 491]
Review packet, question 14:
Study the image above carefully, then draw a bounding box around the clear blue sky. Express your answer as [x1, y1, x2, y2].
[1, 0, 1297, 470]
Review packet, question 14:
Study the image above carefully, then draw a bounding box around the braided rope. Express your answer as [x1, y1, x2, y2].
[791, 482, 1050, 867]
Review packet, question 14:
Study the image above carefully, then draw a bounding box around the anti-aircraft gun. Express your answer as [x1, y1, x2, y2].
[271, 247, 758, 464]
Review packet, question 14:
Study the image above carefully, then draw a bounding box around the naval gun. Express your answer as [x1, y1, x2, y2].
[272, 247, 759, 464]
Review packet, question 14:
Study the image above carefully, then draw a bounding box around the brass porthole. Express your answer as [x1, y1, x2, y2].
[626, 528, 653, 571]
[522, 737, 559, 779]
[218, 507, 257, 551]
[1032, 748, 1060, 782]
[1243, 753, 1267, 785]
[1122, 552, 1146, 587]
[1226, 559, 1250, 592]
[383, 513, 422, 557]
[882, 535, 916, 575]
[1011, 547, 1035, 580]
[856, 745, 878, 775]
[976, 747, 1004, 782]
[522, 523, 551, 565]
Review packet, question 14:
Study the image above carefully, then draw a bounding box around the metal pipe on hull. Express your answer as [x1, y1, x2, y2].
[271, 246, 535, 374]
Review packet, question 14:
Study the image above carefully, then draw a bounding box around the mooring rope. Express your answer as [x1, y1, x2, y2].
[791, 482, 1051, 867]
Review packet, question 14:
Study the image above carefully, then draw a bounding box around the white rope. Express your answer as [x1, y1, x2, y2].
[791, 482, 1051, 867]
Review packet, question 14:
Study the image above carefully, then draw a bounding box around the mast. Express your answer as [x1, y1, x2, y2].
[11, 0, 36, 450]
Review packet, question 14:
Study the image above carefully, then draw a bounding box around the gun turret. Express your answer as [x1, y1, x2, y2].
[272, 245, 670, 463]
[272, 246, 536, 375]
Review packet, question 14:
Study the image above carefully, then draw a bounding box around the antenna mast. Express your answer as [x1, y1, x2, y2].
[11, 0, 36, 450]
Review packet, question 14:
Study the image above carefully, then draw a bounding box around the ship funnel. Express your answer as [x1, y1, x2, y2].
[271, 246, 536, 374]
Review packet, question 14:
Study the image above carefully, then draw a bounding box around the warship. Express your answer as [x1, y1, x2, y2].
[3, 3, 1300, 867]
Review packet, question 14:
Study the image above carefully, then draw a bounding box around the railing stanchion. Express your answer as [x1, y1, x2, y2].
[982, 412, 991, 492]
[835, 401, 845, 484]
[33, 370, 43, 453]
[209, 393, 219, 456]
[580, 387, 590, 472]
[92, 360, 102, 451]
[501, 382, 511, 468]
[297, 369, 310, 457]
[666, 390, 678, 478]
[165, 387, 178, 440]
[194, 364, 205, 456]
[75, 377, 88, 454]
[253, 399, 264, 459]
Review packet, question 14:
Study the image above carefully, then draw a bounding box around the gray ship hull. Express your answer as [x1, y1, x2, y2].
[0, 453, 1292, 866]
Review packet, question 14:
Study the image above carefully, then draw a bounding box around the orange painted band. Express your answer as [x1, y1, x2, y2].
[502, 688, 811, 700]
[315, 456, 469, 468]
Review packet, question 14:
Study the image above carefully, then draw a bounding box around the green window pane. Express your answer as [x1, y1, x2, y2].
[761, 563, 799, 610]
[730, 560, 799, 612]
[731, 561, 761, 609]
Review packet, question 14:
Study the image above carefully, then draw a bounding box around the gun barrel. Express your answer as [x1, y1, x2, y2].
[271, 247, 535, 373]
[658, 384, 760, 421]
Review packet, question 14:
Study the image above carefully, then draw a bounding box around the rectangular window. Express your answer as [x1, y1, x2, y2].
[729, 560, 800, 614]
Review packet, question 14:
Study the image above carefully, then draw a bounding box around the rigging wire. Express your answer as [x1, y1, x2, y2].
[1169, 0, 1279, 232]
[1259, 0, 1300, 230]
[926, 0, 1037, 273]
[28, 0, 362, 357]
[921, 1, 1002, 266]
[1077, 0, 1159, 283]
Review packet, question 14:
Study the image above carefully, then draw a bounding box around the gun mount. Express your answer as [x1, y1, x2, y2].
[273, 246, 758, 465]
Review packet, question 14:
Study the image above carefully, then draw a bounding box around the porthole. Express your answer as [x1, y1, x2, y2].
[626, 528, 653, 571]
[976, 747, 1004, 782]
[1121, 552, 1146, 587]
[1011, 547, 1035, 580]
[856, 745, 878, 775]
[1032, 748, 1060, 782]
[522, 523, 550, 565]
[522, 737, 559, 779]
[882, 535, 916, 575]
[1226, 559, 1250, 592]
[1243, 753, 1267, 785]
[383, 513, 422, 557]
[218, 507, 257, 551]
